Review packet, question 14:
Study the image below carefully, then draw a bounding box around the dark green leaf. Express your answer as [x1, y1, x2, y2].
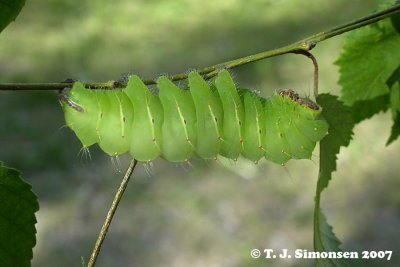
[0, 162, 39, 267]
[387, 80, 400, 145]
[387, 66, 400, 88]
[390, 82, 400, 119]
[391, 1, 400, 33]
[316, 94, 354, 191]
[314, 209, 349, 267]
[336, 19, 400, 105]
[387, 113, 400, 145]
[313, 94, 354, 267]
[391, 14, 400, 34]
[0, 0, 26, 33]
[351, 95, 390, 124]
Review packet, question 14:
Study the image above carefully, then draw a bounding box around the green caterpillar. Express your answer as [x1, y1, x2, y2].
[60, 70, 328, 164]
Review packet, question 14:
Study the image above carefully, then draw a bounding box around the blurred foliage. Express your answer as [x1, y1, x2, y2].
[0, 0, 399, 267]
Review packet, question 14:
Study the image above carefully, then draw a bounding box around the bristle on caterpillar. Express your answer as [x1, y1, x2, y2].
[60, 70, 328, 164]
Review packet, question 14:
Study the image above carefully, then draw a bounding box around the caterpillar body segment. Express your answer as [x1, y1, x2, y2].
[292, 102, 328, 143]
[96, 91, 133, 156]
[61, 71, 328, 164]
[158, 76, 197, 162]
[124, 76, 163, 162]
[280, 95, 313, 160]
[215, 70, 245, 160]
[188, 72, 223, 160]
[62, 83, 100, 147]
[263, 95, 292, 164]
[242, 91, 265, 163]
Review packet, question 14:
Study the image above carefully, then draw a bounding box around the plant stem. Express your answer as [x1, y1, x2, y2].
[293, 51, 319, 98]
[1, 3, 399, 91]
[87, 159, 138, 267]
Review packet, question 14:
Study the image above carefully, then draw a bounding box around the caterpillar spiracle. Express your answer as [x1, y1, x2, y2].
[60, 70, 329, 165]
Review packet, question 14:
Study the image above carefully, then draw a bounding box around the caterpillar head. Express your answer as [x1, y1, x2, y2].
[296, 97, 320, 110]
[277, 89, 300, 101]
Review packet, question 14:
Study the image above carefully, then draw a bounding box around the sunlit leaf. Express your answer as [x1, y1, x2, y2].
[336, 19, 400, 105]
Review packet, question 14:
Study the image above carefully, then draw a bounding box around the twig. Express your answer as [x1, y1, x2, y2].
[0, 3, 399, 91]
[87, 159, 138, 267]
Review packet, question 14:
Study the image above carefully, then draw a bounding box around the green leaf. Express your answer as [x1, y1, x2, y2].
[0, 0, 26, 33]
[0, 162, 39, 267]
[387, 113, 400, 145]
[387, 74, 400, 145]
[387, 65, 400, 87]
[351, 95, 389, 124]
[391, 1, 400, 33]
[390, 82, 400, 119]
[392, 13, 400, 33]
[314, 209, 349, 267]
[316, 94, 354, 190]
[336, 18, 400, 105]
[313, 94, 354, 267]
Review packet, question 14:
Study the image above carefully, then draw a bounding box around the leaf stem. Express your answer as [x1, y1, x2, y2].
[87, 159, 138, 267]
[0, 3, 399, 91]
[293, 51, 319, 98]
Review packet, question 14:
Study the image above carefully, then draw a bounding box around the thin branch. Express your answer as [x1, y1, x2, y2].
[1, 3, 399, 91]
[87, 159, 138, 267]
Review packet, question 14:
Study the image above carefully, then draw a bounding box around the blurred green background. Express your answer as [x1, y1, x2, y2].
[1, 0, 399, 266]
